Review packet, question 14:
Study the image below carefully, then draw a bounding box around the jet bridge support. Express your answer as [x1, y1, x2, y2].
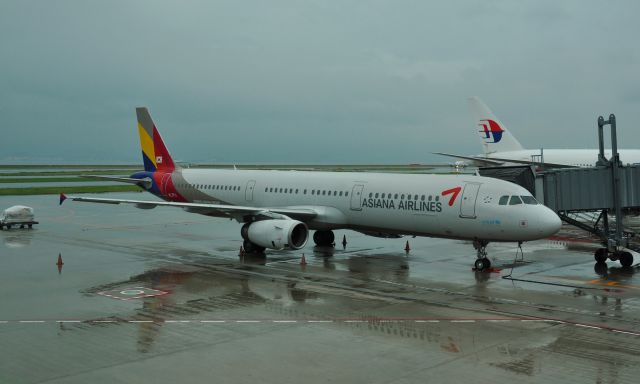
[479, 114, 639, 267]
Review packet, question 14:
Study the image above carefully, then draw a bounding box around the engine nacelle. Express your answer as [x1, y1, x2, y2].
[242, 219, 309, 250]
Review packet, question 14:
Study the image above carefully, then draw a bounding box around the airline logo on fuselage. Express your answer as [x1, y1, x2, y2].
[478, 119, 503, 143]
[360, 187, 462, 213]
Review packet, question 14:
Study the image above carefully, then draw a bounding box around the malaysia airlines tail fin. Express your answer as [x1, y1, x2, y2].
[136, 107, 179, 173]
[469, 97, 523, 155]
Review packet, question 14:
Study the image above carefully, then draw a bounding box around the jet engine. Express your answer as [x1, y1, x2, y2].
[241, 219, 309, 250]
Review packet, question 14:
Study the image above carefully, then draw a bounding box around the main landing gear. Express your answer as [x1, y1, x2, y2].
[594, 248, 634, 267]
[313, 230, 335, 247]
[473, 239, 491, 271]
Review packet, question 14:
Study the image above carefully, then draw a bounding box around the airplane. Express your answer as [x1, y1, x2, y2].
[59, 107, 562, 271]
[435, 97, 640, 168]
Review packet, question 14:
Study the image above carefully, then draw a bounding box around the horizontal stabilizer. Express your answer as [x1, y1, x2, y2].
[80, 175, 152, 189]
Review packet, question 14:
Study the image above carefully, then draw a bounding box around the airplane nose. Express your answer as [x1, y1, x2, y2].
[540, 208, 562, 237]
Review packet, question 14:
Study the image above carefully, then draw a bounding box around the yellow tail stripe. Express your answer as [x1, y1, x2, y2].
[138, 123, 157, 167]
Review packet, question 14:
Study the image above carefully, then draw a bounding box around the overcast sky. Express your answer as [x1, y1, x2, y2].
[1, 0, 639, 164]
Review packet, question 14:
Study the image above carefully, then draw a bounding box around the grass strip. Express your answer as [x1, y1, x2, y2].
[0, 185, 142, 196]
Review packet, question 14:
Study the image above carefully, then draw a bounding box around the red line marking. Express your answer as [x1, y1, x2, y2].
[441, 187, 462, 206]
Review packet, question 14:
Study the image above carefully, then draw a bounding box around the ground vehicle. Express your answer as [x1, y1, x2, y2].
[0, 205, 38, 230]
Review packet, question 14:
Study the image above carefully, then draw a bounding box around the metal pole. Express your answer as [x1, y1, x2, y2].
[608, 114, 623, 248]
[597, 116, 607, 166]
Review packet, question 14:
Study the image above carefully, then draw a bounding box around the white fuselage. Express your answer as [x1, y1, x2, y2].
[171, 169, 560, 242]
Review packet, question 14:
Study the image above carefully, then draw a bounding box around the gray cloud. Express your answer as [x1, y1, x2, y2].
[1, 0, 639, 164]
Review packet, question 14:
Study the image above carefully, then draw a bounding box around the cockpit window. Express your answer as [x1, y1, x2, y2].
[509, 196, 523, 205]
[498, 195, 509, 205]
[521, 196, 538, 205]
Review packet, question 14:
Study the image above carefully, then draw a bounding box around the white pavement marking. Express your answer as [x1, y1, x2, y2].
[19, 320, 44, 323]
[56, 320, 82, 323]
[91, 320, 116, 323]
[612, 329, 640, 336]
[450, 320, 475, 323]
[307, 320, 333, 323]
[273, 320, 297, 323]
[235, 320, 261, 323]
[574, 324, 602, 330]
[200, 320, 226, 323]
[344, 320, 365, 323]
[164, 320, 191, 323]
[486, 320, 511, 322]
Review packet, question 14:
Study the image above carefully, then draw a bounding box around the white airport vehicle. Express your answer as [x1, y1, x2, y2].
[60, 108, 562, 270]
[435, 97, 640, 168]
[0, 205, 37, 230]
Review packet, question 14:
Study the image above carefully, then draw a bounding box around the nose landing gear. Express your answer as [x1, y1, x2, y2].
[473, 240, 491, 271]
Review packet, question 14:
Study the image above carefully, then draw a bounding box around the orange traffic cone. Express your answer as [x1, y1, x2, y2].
[56, 254, 64, 274]
[404, 241, 411, 253]
[300, 253, 307, 266]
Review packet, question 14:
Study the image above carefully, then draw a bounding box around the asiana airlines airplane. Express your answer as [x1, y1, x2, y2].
[59, 108, 561, 271]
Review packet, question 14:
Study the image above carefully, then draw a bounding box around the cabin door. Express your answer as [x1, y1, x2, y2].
[245, 180, 256, 202]
[350, 184, 364, 211]
[459, 183, 481, 219]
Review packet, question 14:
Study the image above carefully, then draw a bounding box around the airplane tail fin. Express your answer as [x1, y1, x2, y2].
[136, 107, 179, 173]
[468, 97, 523, 155]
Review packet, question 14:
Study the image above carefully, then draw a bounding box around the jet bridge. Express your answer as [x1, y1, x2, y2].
[479, 114, 639, 267]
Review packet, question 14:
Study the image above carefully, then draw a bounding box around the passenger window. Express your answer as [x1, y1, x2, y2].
[339, 191, 343, 196]
[303, 189, 307, 194]
[498, 195, 509, 205]
[435, 196, 439, 202]
[421, 195, 425, 201]
[322, 190, 326, 195]
[521, 196, 538, 205]
[345, 192, 348, 197]
[509, 196, 523, 205]
[295, 189, 299, 194]
[414, 195, 418, 200]
[381, 193, 385, 198]
[311, 190, 315, 195]
[401, 194, 405, 199]
[394, 194, 398, 199]
[375, 193, 379, 198]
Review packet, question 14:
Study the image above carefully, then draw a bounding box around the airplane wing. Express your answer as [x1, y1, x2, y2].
[59, 194, 318, 222]
[433, 152, 575, 169]
[470, 155, 575, 169]
[432, 152, 505, 166]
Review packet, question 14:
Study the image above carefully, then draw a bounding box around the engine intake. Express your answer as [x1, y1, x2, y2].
[242, 219, 309, 250]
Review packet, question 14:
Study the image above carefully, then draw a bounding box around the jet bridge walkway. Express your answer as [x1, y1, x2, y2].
[479, 114, 639, 267]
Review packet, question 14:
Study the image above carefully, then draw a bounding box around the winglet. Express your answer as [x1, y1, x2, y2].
[59, 193, 67, 205]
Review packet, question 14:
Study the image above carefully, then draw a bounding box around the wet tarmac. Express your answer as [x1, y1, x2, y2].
[1, 193, 640, 383]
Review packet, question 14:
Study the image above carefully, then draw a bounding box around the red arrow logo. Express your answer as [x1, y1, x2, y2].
[441, 186, 462, 206]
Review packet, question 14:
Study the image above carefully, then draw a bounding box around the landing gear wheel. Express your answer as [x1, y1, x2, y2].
[594, 248, 608, 264]
[619, 251, 634, 267]
[474, 259, 486, 271]
[313, 230, 335, 246]
[243, 239, 265, 254]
